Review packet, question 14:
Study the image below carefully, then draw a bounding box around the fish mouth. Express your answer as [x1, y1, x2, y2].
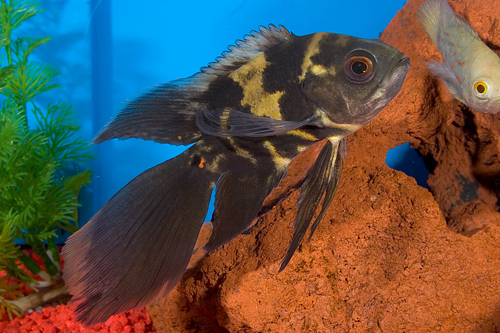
[484, 97, 500, 114]
[379, 52, 410, 90]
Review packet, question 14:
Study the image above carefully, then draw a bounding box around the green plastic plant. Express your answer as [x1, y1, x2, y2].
[0, 0, 93, 319]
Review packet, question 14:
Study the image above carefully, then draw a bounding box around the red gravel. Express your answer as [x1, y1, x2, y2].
[0, 304, 157, 333]
[1, 248, 158, 332]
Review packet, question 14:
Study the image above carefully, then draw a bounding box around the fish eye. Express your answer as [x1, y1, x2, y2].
[343, 54, 375, 84]
[474, 81, 488, 95]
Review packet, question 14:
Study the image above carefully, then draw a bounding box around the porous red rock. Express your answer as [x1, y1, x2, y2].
[379, 0, 500, 229]
[146, 0, 500, 331]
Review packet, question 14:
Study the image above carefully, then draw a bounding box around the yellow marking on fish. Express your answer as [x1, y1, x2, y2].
[263, 141, 291, 169]
[287, 129, 318, 141]
[229, 53, 283, 120]
[296, 145, 309, 153]
[206, 154, 224, 173]
[327, 135, 342, 144]
[311, 65, 327, 75]
[299, 32, 327, 82]
[177, 135, 182, 140]
[334, 35, 349, 47]
[226, 137, 257, 164]
[197, 141, 214, 154]
[315, 110, 363, 133]
[326, 121, 363, 132]
[199, 157, 205, 169]
[220, 108, 230, 129]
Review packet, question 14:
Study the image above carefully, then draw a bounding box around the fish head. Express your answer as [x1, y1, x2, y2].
[302, 34, 410, 126]
[466, 76, 500, 114]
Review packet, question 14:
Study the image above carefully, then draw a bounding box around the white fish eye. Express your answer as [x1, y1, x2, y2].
[473, 80, 489, 97]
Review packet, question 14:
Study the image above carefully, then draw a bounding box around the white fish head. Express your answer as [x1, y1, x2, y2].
[466, 76, 500, 114]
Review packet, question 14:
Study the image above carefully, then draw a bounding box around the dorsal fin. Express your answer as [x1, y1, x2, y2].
[93, 25, 292, 146]
[200, 24, 292, 76]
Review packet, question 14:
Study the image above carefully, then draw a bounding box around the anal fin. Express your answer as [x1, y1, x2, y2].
[204, 162, 286, 252]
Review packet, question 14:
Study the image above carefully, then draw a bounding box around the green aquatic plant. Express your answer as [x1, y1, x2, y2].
[0, 0, 93, 319]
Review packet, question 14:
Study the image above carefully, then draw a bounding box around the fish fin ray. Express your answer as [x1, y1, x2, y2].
[93, 25, 292, 145]
[196, 107, 320, 138]
[201, 24, 292, 76]
[204, 164, 286, 252]
[308, 138, 346, 240]
[279, 139, 338, 272]
[62, 148, 220, 326]
[417, 0, 443, 45]
[93, 77, 206, 145]
[418, 0, 480, 46]
[427, 60, 465, 103]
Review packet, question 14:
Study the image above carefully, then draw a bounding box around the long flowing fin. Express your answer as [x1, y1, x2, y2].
[93, 25, 292, 146]
[204, 162, 286, 252]
[93, 78, 206, 145]
[279, 138, 344, 272]
[308, 138, 346, 240]
[62, 148, 221, 326]
[196, 107, 321, 138]
[417, 0, 480, 46]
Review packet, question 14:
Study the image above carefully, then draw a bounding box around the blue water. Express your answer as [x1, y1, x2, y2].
[26, 0, 427, 236]
[386, 143, 429, 188]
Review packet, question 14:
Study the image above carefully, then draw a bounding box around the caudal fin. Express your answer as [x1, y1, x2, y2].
[62, 147, 220, 327]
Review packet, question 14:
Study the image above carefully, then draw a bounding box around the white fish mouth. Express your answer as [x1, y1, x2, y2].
[485, 98, 500, 114]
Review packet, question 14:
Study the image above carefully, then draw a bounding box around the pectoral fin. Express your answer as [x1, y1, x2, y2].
[196, 107, 321, 138]
[279, 138, 345, 272]
[427, 60, 465, 104]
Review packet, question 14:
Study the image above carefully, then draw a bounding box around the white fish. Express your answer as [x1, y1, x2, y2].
[417, 0, 500, 114]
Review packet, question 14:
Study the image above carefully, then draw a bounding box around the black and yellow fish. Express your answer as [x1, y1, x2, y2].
[62, 25, 409, 326]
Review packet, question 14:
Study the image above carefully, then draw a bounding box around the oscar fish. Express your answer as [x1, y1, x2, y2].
[417, 0, 500, 114]
[62, 24, 409, 326]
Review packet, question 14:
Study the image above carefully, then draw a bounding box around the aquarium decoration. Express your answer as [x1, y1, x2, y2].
[0, 0, 93, 319]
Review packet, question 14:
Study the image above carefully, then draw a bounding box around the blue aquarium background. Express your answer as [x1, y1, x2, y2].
[26, 0, 427, 233]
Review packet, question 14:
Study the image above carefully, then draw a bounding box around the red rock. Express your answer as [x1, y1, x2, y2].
[380, 0, 500, 227]
[147, 0, 500, 332]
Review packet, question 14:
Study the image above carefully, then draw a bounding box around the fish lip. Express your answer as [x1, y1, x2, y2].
[378, 52, 410, 90]
[484, 97, 500, 114]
